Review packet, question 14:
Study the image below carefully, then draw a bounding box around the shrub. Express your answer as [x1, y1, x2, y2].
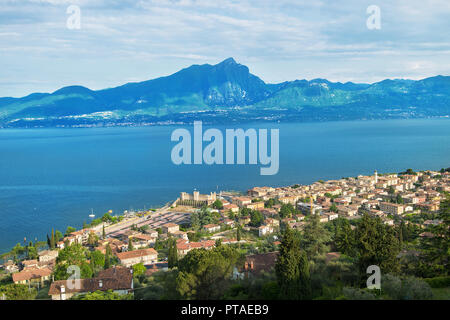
[423, 276, 450, 288]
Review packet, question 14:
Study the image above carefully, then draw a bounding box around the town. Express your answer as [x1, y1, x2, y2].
[0, 167, 449, 300]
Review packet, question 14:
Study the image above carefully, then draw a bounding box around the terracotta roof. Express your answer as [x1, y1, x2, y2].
[177, 240, 215, 251]
[326, 252, 341, 263]
[241, 252, 278, 275]
[204, 224, 219, 229]
[116, 248, 157, 261]
[12, 267, 52, 282]
[163, 223, 178, 228]
[22, 259, 38, 266]
[48, 266, 132, 295]
[132, 234, 153, 241]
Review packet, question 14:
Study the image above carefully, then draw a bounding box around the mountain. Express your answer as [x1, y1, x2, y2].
[1, 58, 449, 127]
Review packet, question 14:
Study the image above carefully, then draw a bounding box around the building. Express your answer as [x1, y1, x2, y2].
[235, 252, 278, 279]
[203, 224, 221, 233]
[233, 197, 252, 208]
[69, 229, 91, 245]
[337, 206, 358, 217]
[48, 266, 133, 300]
[244, 201, 265, 210]
[379, 202, 404, 215]
[143, 228, 159, 238]
[3, 260, 19, 274]
[223, 203, 239, 213]
[264, 218, 280, 228]
[176, 240, 216, 256]
[162, 223, 179, 234]
[178, 191, 217, 207]
[116, 248, 158, 267]
[416, 202, 440, 212]
[223, 219, 235, 228]
[297, 202, 322, 215]
[323, 212, 339, 221]
[38, 250, 59, 263]
[278, 196, 298, 205]
[129, 233, 156, 249]
[247, 186, 274, 197]
[12, 267, 52, 285]
[21, 259, 39, 270]
[170, 230, 189, 240]
[258, 225, 274, 237]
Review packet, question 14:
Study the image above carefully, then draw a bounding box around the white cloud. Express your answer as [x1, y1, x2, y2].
[0, 0, 449, 96]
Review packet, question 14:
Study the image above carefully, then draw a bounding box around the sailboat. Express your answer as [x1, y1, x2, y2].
[89, 209, 95, 219]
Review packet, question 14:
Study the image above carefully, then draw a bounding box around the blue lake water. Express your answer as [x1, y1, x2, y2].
[0, 118, 449, 254]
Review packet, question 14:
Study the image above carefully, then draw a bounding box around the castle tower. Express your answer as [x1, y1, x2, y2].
[374, 170, 378, 184]
[193, 190, 199, 201]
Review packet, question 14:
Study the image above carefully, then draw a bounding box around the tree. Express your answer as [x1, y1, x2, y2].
[249, 210, 264, 227]
[190, 212, 200, 231]
[212, 199, 223, 210]
[176, 246, 240, 299]
[53, 243, 93, 280]
[275, 226, 311, 299]
[50, 228, 56, 249]
[301, 214, 331, 259]
[102, 225, 106, 239]
[128, 239, 134, 251]
[330, 203, 338, 213]
[279, 203, 295, 218]
[55, 230, 63, 242]
[71, 290, 133, 300]
[90, 250, 105, 272]
[133, 263, 147, 277]
[334, 218, 356, 256]
[104, 244, 112, 269]
[0, 284, 36, 300]
[236, 224, 242, 242]
[354, 213, 401, 278]
[382, 274, 433, 300]
[388, 186, 395, 195]
[46, 234, 51, 248]
[65, 226, 76, 236]
[26, 241, 38, 260]
[421, 193, 450, 275]
[87, 232, 99, 246]
[168, 238, 178, 269]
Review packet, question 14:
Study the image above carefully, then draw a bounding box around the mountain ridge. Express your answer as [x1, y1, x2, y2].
[1, 58, 449, 127]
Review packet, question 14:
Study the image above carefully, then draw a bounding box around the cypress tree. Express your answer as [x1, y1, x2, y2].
[298, 251, 311, 299]
[275, 226, 311, 299]
[104, 244, 111, 269]
[128, 238, 134, 251]
[50, 228, 55, 249]
[168, 238, 178, 269]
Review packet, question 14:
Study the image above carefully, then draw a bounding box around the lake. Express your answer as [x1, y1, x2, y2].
[0, 118, 449, 254]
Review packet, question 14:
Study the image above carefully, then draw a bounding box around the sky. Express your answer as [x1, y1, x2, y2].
[0, 0, 449, 97]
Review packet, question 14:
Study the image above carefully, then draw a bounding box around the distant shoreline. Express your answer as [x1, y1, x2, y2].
[0, 115, 449, 130]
